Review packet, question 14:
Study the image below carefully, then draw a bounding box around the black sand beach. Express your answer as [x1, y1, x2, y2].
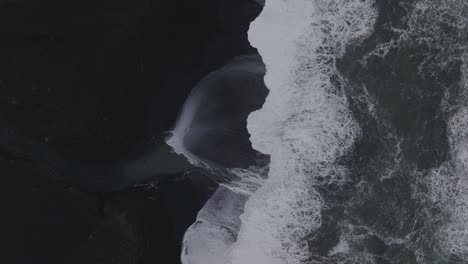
[0, 0, 263, 263]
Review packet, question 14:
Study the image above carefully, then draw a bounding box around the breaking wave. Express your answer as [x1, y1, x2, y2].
[230, 0, 376, 263]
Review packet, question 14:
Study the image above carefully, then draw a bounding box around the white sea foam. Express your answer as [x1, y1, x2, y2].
[229, 1, 377, 263]
[180, 186, 248, 264]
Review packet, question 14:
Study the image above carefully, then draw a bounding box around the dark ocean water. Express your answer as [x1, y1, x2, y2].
[318, 1, 468, 263]
[295, 0, 468, 263]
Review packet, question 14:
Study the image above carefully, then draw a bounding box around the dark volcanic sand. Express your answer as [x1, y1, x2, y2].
[0, 0, 263, 263]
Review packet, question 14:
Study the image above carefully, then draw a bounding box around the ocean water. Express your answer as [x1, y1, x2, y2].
[168, 0, 468, 263]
